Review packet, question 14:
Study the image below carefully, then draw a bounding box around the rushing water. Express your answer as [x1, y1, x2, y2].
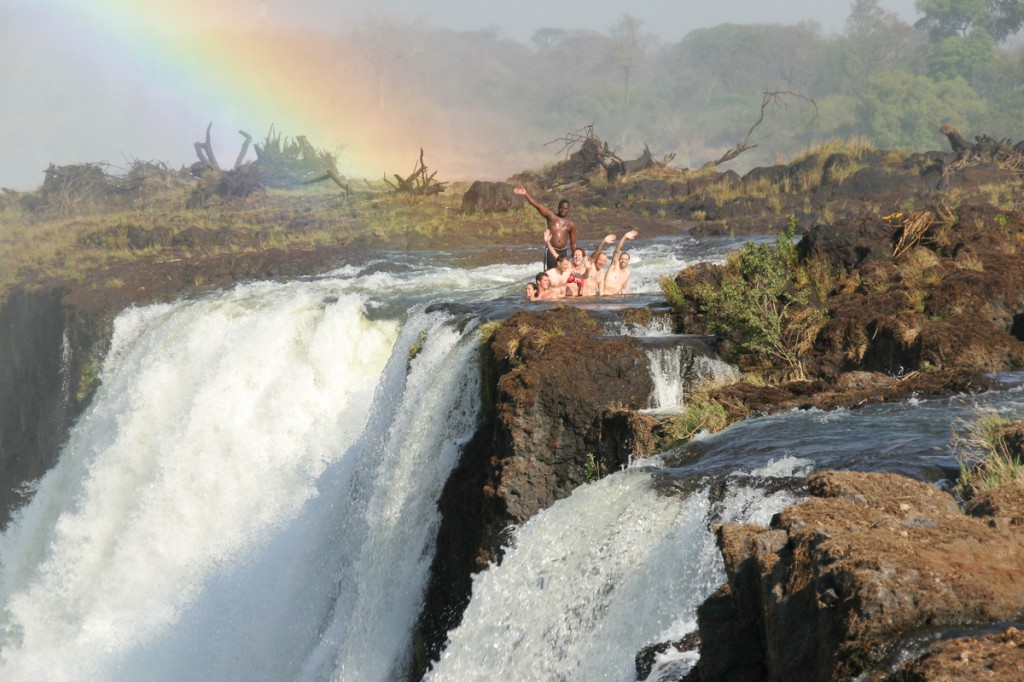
[2, 234, 1022, 681]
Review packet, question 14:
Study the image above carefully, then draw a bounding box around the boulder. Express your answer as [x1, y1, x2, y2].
[461, 180, 520, 213]
[687, 471, 1024, 681]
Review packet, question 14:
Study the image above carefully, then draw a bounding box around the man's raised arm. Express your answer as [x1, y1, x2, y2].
[590, 233, 617, 262]
[610, 229, 639, 265]
[514, 187, 555, 221]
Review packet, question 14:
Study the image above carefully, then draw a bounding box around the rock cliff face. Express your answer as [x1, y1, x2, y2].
[418, 306, 673, 667]
[0, 287, 72, 527]
[686, 471, 1024, 681]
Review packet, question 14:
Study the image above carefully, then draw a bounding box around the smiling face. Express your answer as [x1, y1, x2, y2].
[596, 253, 609, 269]
[537, 274, 551, 290]
[524, 283, 537, 300]
[619, 253, 630, 268]
[557, 200, 570, 217]
[572, 248, 585, 265]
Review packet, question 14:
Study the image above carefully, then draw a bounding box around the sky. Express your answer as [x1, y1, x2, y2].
[0, 0, 921, 191]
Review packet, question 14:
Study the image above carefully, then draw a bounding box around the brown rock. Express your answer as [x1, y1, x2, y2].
[884, 625, 1024, 681]
[691, 471, 1024, 681]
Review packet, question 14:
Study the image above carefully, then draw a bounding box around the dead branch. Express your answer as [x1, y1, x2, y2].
[702, 90, 818, 169]
[383, 149, 447, 195]
[892, 211, 936, 258]
[193, 122, 220, 171]
[235, 130, 252, 170]
[544, 124, 598, 159]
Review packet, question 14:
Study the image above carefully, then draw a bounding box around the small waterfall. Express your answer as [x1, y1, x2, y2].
[426, 458, 809, 682]
[644, 343, 740, 413]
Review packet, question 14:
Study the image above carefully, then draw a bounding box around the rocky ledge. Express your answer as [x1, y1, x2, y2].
[686, 471, 1024, 681]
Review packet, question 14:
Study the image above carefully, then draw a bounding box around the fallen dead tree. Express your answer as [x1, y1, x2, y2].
[187, 123, 349, 208]
[517, 125, 674, 189]
[383, 149, 447, 195]
[28, 160, 177, 214]
[940, 124, 1024, 176]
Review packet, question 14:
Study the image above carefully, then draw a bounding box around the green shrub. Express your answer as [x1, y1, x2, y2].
[954, 412, 1024, 498]
[696, 219, 822, 379]
[660, 276, 686, 311]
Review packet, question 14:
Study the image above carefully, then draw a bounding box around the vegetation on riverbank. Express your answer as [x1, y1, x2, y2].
[955, 413, 1024, 497]
[0, 178, 550, 300]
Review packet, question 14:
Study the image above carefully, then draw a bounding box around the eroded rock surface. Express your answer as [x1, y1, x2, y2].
[686, 471, 1024, 681]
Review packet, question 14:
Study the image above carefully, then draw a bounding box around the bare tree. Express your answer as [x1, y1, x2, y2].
[702, 90, 818, 168]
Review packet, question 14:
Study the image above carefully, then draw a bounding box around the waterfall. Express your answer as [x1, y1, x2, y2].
[645, 344, 740, 413]
[4, 233, 993, 682]
[426, 458, 809, 682]
[0, 280, 482, 682]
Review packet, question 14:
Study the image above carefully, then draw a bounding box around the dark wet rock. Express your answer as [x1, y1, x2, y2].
[635, 632, 700, 681]
[797, 218, 898, 270]
[418, 306, 663, 667]
[686, 471, 1024, 682]
[832, 165, 930, 200]
[485, 307, 655, 528]
[707, 369, 998, 421]
[460, 180, 519, 213]
[881, 625, 1024, 681]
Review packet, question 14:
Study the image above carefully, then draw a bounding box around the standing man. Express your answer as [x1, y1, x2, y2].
[601, 229, 638, 296]
[514, 187, 577, 270]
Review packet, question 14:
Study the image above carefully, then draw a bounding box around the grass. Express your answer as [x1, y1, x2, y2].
[954, 412, 1024, 498]
[789, 135, 874, 164]
[0, 178, 522, 300]
[665, 385, 729, 443]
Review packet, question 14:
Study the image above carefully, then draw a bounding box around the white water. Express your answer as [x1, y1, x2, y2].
[0, 235, 796, 681]
[427, 458, 808, 682]
[646, 349, 740, 413]
[0, 278, 486, 681]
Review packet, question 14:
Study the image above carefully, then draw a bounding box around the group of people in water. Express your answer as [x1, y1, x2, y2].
[514, 187, 638, 302]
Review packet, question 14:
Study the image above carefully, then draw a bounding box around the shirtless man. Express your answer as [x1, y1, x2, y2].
[600, 229, 639, 296]
[545, 255, 576, 297]
[534, 272, 562, 300]
[514, 187, 577, 270]
[580, 233, 617, 297]
[544, 233, 587, 296]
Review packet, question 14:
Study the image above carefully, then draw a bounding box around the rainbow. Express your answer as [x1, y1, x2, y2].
[59, 1, 466, 180]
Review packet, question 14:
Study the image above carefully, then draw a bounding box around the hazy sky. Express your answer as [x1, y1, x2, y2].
[264, 0, 920, 42]
[0, 0, 921, 191]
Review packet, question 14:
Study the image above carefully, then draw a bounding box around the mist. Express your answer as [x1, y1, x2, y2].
[3, 0, 1020, 192]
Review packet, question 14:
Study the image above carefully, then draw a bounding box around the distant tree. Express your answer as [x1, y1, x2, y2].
[855, 71, 985, 149]
[914, 0, 1024, 43]
[926, 29, 998, 78]
[346, 19, 417, 111]
[608, 15, 652, 108]
[838, 0, 921, 87]
[531, 28, 569, 49]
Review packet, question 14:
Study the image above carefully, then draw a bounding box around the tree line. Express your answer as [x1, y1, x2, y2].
[324, 0, 1023, 172]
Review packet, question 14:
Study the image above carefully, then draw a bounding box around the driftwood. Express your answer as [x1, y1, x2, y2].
[892, 211, 936, 258]
[940, 124, 1024, 166]
[384, 149, 447, 195]
[702, 90, 818, 169]
[192, 122, 222, 171]
[534, 125, 673, 187]
[187, 124, 350, 207]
